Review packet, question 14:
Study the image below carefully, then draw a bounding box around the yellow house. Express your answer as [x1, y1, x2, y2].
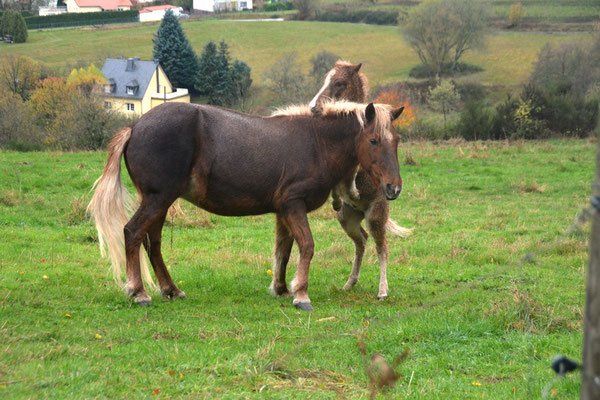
[101, 57, 190, 117]
[64, 0, 133, 13]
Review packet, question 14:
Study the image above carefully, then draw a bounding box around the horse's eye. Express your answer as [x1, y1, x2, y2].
[334, 81, 345, 88]
[369, 139, 378, 146]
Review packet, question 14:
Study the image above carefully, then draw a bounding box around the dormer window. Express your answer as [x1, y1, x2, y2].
[105, 78, 116, 94]
[125, 79, 139, 96]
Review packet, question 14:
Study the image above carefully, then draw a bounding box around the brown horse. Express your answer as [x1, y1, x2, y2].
[309, 60, 413, 300]
[88, 101, 404, 311]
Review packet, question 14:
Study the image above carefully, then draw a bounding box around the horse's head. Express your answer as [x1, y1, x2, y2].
[357, 103, 404, 200]
[309, 61, 367, 112]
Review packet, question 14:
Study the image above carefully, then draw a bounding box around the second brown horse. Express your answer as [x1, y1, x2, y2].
[88, 101, 404, 311]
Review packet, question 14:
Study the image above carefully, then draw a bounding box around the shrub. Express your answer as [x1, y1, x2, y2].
[294, 0, 319, 20]
[263, 1, 293, 11]
[315, 9, 398, 25]
[455, 100, 495, 140]
[455, 80, 487, 102]
[408, 62, 483, 79]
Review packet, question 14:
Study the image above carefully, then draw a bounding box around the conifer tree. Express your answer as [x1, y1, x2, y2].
[11, 11, 27, 43]
[152, 10, 198, 90]
[231, 60, 252, 100]
[196, 40, 252, 107]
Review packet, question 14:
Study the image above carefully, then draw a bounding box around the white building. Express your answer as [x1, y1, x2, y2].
[139, 5, 182, 22]
[193, 0, 252, 13]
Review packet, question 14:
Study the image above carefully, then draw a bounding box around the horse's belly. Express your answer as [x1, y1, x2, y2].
[182, 172, 275, 216]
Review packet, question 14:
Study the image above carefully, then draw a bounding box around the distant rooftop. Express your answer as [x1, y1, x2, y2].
[101, 58, 158, 100]
[73, 0, 132, 10]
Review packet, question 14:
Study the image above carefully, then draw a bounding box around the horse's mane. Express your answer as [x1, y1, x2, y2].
[333, 60, 369, 98]
[270, 100, 393, 139]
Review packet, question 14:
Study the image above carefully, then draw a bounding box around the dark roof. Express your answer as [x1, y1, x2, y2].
[101, 58, 158, 100]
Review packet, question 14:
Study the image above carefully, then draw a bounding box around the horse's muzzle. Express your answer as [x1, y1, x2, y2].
[384, 183, 402, 200]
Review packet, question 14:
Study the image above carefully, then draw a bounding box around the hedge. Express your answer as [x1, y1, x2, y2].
[314, 9, 398, 25]
[25, 10, 139, 29]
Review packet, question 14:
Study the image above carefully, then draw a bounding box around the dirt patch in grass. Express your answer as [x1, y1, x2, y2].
[486, 285, 579, 333]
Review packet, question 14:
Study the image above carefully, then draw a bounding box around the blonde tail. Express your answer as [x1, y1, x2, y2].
[386, 218, 414, 238]
[87, 127, 155, 290]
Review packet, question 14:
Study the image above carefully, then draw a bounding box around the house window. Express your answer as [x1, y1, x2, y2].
[126, 86, 135, 95]
[104, 85, 111, 94]
[241, 1, 247, 7]
[126, 103, 135, 112]
[104, 101, 112, 109]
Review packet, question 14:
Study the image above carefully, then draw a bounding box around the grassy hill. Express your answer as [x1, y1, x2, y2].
[1, 20, 592, 91]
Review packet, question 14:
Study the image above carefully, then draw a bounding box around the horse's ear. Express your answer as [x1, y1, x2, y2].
[351, 63, 362, 74]
[365, 103, 376, 124]
[391, 106, 405, 121]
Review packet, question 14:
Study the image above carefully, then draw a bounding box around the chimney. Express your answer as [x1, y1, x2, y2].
[126, 58, 135, 72]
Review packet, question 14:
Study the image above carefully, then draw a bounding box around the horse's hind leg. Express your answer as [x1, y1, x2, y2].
[144, 211, 186, 300]
[366, 201, 390, 300]
[124, 197, 171, 305]
[337, 203, 367, 291]
[269, 214, 293, 297]
[280, 203, 315, 312]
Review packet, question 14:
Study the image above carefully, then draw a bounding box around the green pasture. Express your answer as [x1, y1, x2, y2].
[0, 139, 595, 398]
[0, 20, 592, 91]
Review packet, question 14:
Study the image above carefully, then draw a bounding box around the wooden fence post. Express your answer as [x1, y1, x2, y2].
[582, 142, 600, 399]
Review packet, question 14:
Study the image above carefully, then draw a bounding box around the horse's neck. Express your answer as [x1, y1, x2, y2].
[350, 75, 367, 103]
[317, 118, 361, 178]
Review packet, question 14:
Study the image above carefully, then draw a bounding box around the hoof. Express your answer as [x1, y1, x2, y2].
[134, 295, 152, 306]
[294, 301, 314, 312]
[377, 295, 387, 301]
[343, 280, 357, 291]
[270, 284, 292, 298]
[161, 289, 186, 300]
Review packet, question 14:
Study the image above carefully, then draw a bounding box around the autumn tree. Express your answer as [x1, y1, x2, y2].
[374, 89, 416, 131]
[401, 0, 489, 76]
[66, 64, 106, 97]
[508, 2, 526, 27]
[152, 9, 199, 90]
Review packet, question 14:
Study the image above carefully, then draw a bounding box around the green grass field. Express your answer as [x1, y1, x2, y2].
[0, 20, 592, 90]
[0, 139, 595, 398]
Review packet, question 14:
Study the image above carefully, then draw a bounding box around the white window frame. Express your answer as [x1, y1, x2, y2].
[104, 101, 111, 109]
[126, 103, 135, 112]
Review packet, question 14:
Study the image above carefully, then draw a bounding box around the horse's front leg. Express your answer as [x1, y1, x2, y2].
[269, 214, 294, 297]
[366, 201, 390, 300]
[280, 202, 315, 312]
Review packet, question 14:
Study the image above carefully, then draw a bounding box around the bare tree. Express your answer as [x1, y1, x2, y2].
[0, 54, 40, 100]
[264, 52, 307, 104]
[294, 0, 319, 20]
[401, 0, 490, 76]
